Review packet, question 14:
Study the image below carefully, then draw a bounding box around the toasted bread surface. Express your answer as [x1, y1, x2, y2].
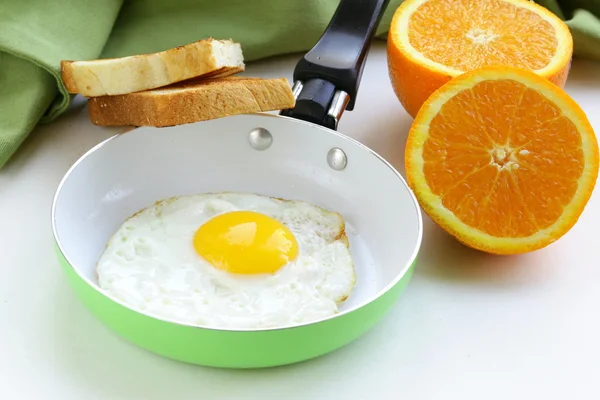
[61, 38, 244, 97]
[88, 76, 296, 127]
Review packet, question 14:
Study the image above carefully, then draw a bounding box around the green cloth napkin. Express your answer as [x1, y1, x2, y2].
[1, 0, 599, 169]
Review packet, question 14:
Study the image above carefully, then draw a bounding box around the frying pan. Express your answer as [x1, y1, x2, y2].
[51, 0, 423, 368]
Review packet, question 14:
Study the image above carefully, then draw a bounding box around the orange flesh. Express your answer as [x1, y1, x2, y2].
[423, 79, 584, 237]
[408, 0, 558, 71]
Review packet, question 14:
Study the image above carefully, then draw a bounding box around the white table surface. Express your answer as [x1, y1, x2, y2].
[1, 42, 599, 400]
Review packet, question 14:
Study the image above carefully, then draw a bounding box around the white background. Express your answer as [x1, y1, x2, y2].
[1, 42, 599, 399]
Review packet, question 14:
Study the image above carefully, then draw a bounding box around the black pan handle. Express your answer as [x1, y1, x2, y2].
[280, 0, 390, 130]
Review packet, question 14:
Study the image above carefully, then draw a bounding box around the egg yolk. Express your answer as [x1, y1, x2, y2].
[193, 211, 299, 274]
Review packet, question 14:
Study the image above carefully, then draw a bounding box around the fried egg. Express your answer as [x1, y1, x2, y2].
[96, 192, 356, 329]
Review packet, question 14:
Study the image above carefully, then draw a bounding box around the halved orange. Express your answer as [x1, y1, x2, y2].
[405, 66, 599, 254]
[387, 0, 574, 118]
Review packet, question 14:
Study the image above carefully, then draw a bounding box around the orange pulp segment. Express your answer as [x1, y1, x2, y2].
[405, 66, 598, 254]
[387, 0, 573, 117]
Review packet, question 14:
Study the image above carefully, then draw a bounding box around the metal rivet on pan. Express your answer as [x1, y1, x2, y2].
[248, 128, 273, 151]
[327, 148, 347, 171]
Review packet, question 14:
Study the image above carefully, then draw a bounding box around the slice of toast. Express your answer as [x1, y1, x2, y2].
[61, 38, 245, 97]
[87, 76, 296, 127]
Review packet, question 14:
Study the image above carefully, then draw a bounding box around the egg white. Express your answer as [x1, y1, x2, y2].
[96, 192, 356, 329]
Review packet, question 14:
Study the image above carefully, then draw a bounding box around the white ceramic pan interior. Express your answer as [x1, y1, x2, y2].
[53, 113, 423, 319]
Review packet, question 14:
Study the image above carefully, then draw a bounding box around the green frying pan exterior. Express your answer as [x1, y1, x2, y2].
[57, 245, 416, 369]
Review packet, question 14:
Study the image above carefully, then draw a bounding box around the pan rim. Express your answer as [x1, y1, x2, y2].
[51, 113, 423, 333]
